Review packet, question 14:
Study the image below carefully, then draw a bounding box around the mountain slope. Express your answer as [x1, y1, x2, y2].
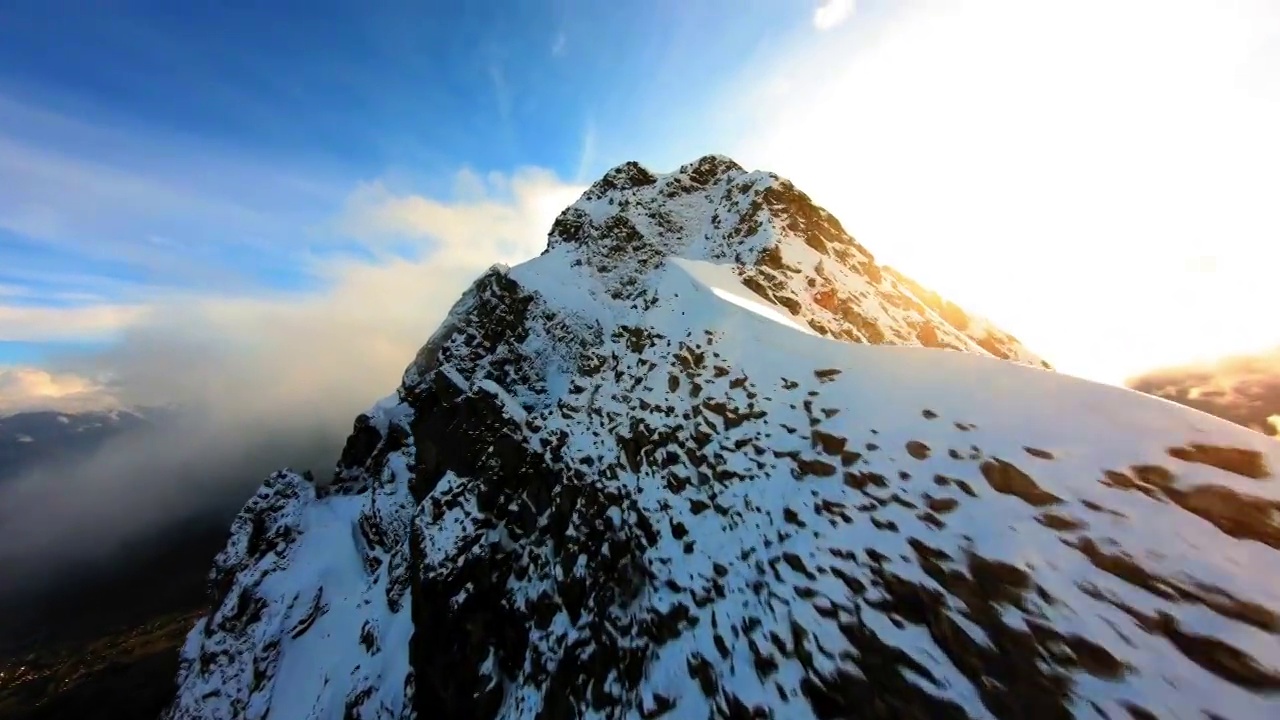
[168, 156, 1280, 720]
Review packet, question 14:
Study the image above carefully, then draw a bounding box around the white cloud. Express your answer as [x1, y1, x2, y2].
[0, 367, 119, 415]
[812, 0, 856, 31]
[552, 32, 567, 57]
[732, 0, 1280, 383]
[0, 302, 147, 342]
[337, 167, 584, 267]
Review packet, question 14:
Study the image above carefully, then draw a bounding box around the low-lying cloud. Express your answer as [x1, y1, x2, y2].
[0, 167, 585, 599]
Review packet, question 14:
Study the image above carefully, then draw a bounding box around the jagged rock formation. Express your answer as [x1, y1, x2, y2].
[167, 156, 1280, 720]
[551, 156, 1048, 366]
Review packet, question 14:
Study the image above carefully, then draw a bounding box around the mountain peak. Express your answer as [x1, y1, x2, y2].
[579, 160, 658, 201]
[580, 154, 746, 204]
[674, 153, 746, 186]
[548, 156, 1047, 367]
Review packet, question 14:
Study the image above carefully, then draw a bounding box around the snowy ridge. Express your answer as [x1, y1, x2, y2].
[169, 156, 1280, 720]
[166, 395, 418, 720]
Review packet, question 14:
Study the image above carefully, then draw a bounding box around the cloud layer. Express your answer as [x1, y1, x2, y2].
[0, 166, 585, 596]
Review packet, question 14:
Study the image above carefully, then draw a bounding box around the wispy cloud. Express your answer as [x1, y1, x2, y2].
[489, 62, 513, 124]
[0, 165, 586, 592]
[0, 135, 269, 247]
[0, 302, 147, 342]
[552, 32, 567, 57]
[0, 92, 348, 291]
[0, 267, 163, 306]
[0, 283, 103, 304]
[812, 0, 856, 31]
[337, 166, 583, 264]
[574, 117, 598, 183]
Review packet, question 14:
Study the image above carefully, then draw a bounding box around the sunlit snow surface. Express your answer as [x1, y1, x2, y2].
[168, 395, 416, 720]
[510, 251, 1280, 719]
[169, 157, 1280, 720]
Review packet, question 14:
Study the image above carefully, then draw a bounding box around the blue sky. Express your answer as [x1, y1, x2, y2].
[0, 1, 786, 176]
[0, 1, 831, 365]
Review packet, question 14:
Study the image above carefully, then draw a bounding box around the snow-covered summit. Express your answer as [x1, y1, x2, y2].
[546, 154, 1047, 367]
[167, 157, 1280, 720]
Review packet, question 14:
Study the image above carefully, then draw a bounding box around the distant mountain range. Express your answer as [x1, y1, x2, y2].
[0, 409, 154, 484]
[1128, 348, 1280, 438]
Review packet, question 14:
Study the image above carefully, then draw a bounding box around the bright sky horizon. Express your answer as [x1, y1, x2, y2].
[1, 0, 1278, 414]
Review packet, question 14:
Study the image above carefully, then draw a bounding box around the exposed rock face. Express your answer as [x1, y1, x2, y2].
[167, 156, 1280, 720]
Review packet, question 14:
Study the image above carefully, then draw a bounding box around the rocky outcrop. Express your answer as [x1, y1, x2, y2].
[551, 154, 1046, 366]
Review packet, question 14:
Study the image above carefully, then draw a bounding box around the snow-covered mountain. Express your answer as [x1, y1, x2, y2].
[167, 156, 1280, 720]
[0, 408, 152, 483]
